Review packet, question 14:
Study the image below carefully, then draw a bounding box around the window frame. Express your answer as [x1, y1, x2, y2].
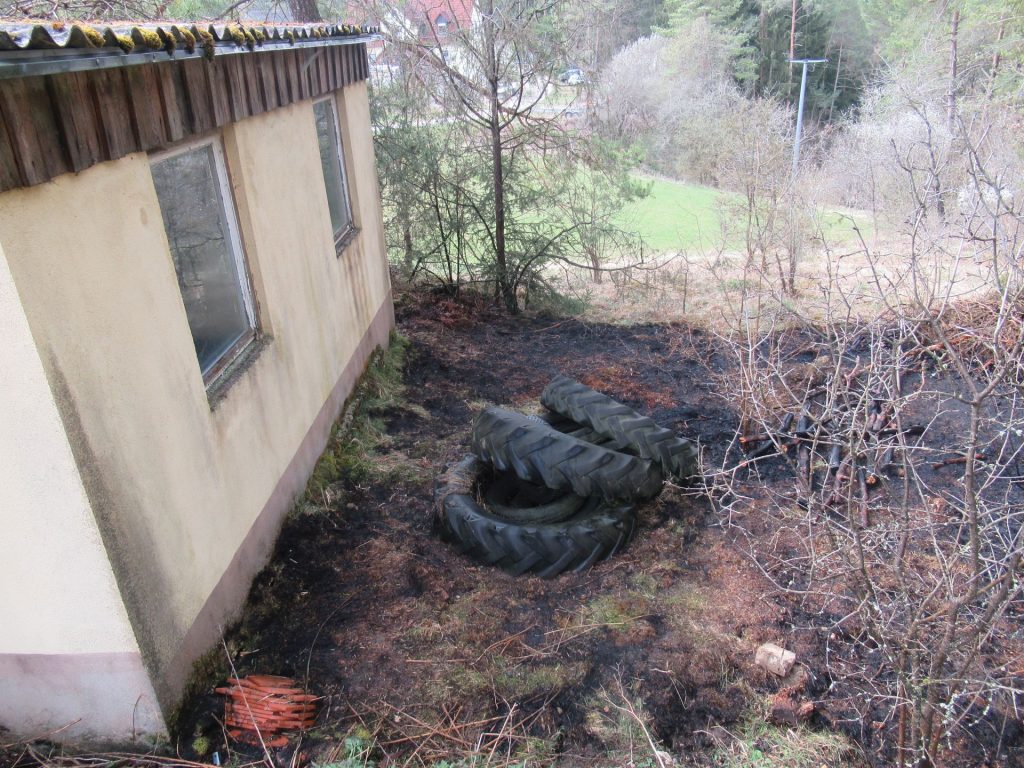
[313, 96, 357, 253]
[150, 136, 259, 388]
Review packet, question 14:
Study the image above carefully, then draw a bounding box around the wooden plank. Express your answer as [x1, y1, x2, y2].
[258, 54, 279, 111]
[180, 58, 214, 135]
[155, 62, 187, 142]
[0, 76, 70, 185]
[319, 50, 330, 94]
[323, 47, 334, 91]
[294, 49, 309, 101]
[242, 55, 265, 115]
[322, 47, 333, 92]
[206, 56, 232, 127]
[315, 50, 328, 96]
[306, 50, 320, 100]
[306, 51, 320, 98]
[125, 65, 168, 150]
[0, 100, 23, 191]
[71, 71, 106, 166]
[90, 68, 136, 161]
[0, 81, 42, 185]
[305, 52, 319, 99]
[284, 50, 301, 104]
[327, 46, 339, 91]
[359, 45, 368, 80]
[223, 55, 251, 123]
[47, 71, 103, 173]
[282, 49, 296, 101]
[271, 51, 291, 105]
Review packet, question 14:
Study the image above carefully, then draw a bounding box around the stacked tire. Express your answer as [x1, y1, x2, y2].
[434, 375, 700, 578]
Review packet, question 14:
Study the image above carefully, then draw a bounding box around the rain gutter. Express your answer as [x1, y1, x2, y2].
[0, 33, 379, 80]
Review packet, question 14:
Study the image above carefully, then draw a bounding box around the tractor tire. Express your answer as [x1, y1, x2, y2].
[434, 455, 584, 525]
[483, 472, 587, 524]
[434, 455, 637, 578]
[471, 407, 664, 503]
[536, 411, 633, 451]
[540, 375, 700, 482]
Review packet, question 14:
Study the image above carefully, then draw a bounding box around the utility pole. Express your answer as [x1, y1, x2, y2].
[789, 0, 797, 72]
[789, 57, 827, 180]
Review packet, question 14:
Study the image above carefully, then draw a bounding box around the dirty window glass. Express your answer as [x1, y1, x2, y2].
[151, 143, 255, 382]
[313, 98, 354, 246]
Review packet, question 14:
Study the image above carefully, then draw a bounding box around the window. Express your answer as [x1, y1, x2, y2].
[436, 12, 450, 31]
[313, 98, 355, 250]
[151, 140, 257, 385]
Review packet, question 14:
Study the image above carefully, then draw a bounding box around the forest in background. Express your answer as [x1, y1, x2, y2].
[357, 1, 1024, 316]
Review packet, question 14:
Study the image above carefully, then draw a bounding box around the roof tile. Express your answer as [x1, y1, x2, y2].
[0, 20, 378, 54]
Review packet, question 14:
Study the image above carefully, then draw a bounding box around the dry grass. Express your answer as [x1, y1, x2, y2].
[554, 228, 999, 331]
[710, 713, 855, 768]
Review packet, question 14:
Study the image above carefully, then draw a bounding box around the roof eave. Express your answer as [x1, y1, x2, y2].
[0, 33, 379, 80]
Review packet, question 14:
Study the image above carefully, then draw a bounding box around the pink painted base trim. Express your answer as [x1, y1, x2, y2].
[0, 651, 164, 746]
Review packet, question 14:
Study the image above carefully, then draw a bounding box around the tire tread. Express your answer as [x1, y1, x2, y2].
[434, 455, 637, 578]
[471, 407, 664, 502]
[541, 375, 700, 482]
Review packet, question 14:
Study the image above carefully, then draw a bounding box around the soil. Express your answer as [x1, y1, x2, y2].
[153, 288, 1024, 767]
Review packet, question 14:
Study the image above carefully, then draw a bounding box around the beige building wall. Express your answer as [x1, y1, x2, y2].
[0, 79, 392, 738]
[0, 242, 165, 742]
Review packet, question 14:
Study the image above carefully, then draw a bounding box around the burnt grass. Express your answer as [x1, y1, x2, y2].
[174, 287, 1023, 768]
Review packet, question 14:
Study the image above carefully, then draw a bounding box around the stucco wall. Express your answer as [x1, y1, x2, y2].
[0, 79, 392, 737]
[0, 242, 164, 742]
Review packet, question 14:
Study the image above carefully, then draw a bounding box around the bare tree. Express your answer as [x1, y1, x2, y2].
[364, 0, 646, 311]
[706, 105, 1024, 767]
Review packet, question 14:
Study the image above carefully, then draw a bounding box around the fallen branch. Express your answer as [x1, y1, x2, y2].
[932, 453, 989, 470]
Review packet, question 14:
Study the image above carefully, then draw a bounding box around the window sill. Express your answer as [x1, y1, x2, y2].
[335, 225, 359, 256]
[206, 335, 272, 410]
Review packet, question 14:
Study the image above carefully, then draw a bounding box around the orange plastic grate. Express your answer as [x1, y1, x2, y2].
[215, 674, 320, 748]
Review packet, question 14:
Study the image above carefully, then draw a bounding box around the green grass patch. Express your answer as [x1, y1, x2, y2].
[493, 660, 589, 701]
[585, 593, 653, 629]
[662, 584, 708, 615]
[616, 175, 869, 254]
[583, 685, 666, 762]
[314, 725, 379, 768]
[616, 176, 735, 253]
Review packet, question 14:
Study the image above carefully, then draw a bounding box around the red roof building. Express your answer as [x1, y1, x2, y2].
[406, 0, 474, 38]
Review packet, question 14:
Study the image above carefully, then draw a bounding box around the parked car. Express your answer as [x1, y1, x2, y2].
[558, 67, 584, 86]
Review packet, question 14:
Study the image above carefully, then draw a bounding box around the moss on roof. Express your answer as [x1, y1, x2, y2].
[0, 20, 378, 55]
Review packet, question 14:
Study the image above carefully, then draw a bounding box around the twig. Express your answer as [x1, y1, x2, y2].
[0, 720, 82, 750]
[605, 680, 666, 768]
[220, 639, 274, 766]
[304, 596, 353, 690]
[932, 453, 988, 470]
[857, 465, 870, 528]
